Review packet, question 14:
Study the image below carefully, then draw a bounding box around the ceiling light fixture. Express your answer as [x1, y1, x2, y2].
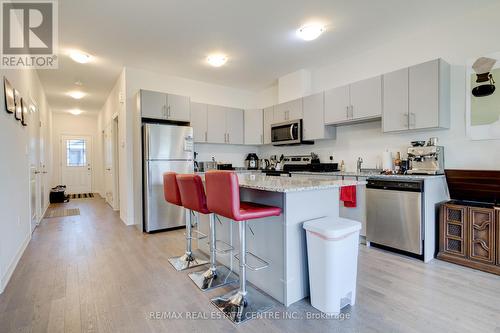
[69, 109, 83, 115]
[69, 51, 93, 64]
[207, 54, 228, 67]
[296, 23, 326, 41]
[67, 90, 86, 99]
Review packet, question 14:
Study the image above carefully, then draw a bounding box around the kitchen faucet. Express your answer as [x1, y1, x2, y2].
[356, 157, 363, 173]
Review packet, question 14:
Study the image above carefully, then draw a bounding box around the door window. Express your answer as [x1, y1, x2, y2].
[66, 139, 86, 167]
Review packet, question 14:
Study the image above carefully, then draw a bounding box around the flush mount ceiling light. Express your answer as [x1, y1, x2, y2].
[69, 51, 93, 64]
[207, 54, 228, 67]
[67, 90, 86, 99]
[69, 109, 83, 115]
[296, 23, 326, 41]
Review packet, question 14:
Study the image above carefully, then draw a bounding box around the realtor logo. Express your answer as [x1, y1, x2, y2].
[1, 0, 58, 68]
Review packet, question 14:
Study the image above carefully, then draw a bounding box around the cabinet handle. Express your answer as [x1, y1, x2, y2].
[261, 134, 263, 144]
[409, 112, 416, 128]
[346, 106, 349, 119]
[403, 113, 409, 129]
[227, 133, 230, 143]
[168, 106, 171, 118]
[350, 105, 354, 119]
[205, 131, 207, 142]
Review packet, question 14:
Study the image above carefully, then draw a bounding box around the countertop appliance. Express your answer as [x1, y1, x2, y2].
[366, 178, 424, 257]
[407, 146, 444, 175]
[271, 119, 307, 146]
[245, 153, 259, 170]
[143, 123, 193, 232]
[280, 154, 339, 172]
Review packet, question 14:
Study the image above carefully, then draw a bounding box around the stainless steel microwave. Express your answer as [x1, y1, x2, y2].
[271, 119, 302, 145]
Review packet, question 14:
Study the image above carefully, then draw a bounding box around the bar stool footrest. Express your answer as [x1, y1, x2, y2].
[213, 240, 234, 254]
[184, 229, 208, 240]
[234, 251, 269, 271]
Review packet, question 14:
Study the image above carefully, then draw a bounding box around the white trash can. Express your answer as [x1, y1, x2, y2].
[303, 217, 361, 314]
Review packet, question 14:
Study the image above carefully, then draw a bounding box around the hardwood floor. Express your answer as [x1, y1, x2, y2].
[1, 197, 499, 332]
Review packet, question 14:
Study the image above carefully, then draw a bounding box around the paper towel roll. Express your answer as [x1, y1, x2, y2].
[382, 151, 393, 171]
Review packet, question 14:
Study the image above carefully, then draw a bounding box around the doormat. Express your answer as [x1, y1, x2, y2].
[44, 208, 80, 219]
[69, 193, 95, 199]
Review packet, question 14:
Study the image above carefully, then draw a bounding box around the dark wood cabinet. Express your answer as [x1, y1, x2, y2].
[441, 205, 467, 257]
[438, 203, 500, 275]
[497, 210, 500, 267]
[468, 208, 495, 264]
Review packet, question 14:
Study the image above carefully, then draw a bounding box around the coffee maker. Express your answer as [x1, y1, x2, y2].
[407, 146, 445, 175]
[245, 153, 259, 170]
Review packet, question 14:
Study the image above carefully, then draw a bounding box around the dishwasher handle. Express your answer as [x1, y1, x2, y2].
[366, 179, 424, 192]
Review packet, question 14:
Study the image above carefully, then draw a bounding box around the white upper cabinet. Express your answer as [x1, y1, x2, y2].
[350, 75, 382, 119]
[383, 58, 450, 132]
[324, 76, 382, 125]
[263, 106, 274, 144]
[226, 108, 244, 145]
[190, 102, 207, 143]
[324, 85, 350, 124]
[409, 59, 450, 130]
[274, 98, 302, 122]
[206, 105, 226, 144]
[140, 90, 166, 119]
[383, 68, 409, 132]
[244, 109, 263, 145]
[302, 92, 336, 140]
[140, 90, 190, 121]
[205, 105, 244, 145]
[167, 93, 190, 122]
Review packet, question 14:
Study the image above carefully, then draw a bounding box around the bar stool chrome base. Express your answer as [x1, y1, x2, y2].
[168, 250, 209, 271]
[211, 286, 274, 324]
[188, 265, 237, 291]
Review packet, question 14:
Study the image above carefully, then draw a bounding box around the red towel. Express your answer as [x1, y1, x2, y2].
[340, 185, 357, 208]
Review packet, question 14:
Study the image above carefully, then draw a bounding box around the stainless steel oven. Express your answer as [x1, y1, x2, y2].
[366, 178, 424, 256]
[271, 119, 302, 145]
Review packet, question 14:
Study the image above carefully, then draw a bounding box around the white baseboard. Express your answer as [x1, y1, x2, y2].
[0, 234, 31, 294]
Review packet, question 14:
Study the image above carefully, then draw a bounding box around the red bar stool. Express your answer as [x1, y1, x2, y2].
[163, 172, 208, 271]
[205, 171, 281, 324]
[176, 174, 237, 291]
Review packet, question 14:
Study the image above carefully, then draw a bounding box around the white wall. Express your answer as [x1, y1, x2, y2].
[98, 69, 126, 221]
[51, 113, 102, 193]
[0, 68, 52, 293]
[194, 143, 258, 167]
[260, 3, 500, 171]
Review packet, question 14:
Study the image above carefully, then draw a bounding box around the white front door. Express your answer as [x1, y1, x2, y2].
[61, 135, 92, 194]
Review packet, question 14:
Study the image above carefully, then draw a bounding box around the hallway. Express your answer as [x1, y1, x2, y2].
[0, 197, 499, 333]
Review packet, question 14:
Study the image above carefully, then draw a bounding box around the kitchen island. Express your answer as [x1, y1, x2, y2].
[195, 173, 366, 307]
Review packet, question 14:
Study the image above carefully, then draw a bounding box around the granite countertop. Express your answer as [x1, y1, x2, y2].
[289, 171, 445, 180]
[234, 173, 365, 193]
[196, 172, 366, 192]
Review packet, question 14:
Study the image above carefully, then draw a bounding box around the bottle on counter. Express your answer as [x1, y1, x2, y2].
[394, 152, 401, 174]
[340, 160, 345, 172]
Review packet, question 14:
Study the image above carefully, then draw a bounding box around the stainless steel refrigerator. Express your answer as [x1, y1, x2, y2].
[143, 123, 194, 232]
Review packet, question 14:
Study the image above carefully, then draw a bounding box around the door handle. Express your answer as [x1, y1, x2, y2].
[289, 124, 295, 140]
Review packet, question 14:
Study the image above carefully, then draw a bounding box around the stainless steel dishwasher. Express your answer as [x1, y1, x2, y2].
[366, 178, 424, 256]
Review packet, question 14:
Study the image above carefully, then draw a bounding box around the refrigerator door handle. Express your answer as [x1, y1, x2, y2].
[143, 125, 150, 160]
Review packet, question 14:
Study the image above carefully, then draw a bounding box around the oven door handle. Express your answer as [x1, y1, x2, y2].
[289, 124, 295, 141]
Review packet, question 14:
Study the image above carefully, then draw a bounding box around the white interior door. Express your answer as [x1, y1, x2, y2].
[104, 124, 113, 205]
[28, 99, 40, 232]
[61, 135, 92, 194]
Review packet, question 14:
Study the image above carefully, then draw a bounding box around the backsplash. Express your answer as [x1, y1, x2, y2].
[194, 143, 259, 167]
